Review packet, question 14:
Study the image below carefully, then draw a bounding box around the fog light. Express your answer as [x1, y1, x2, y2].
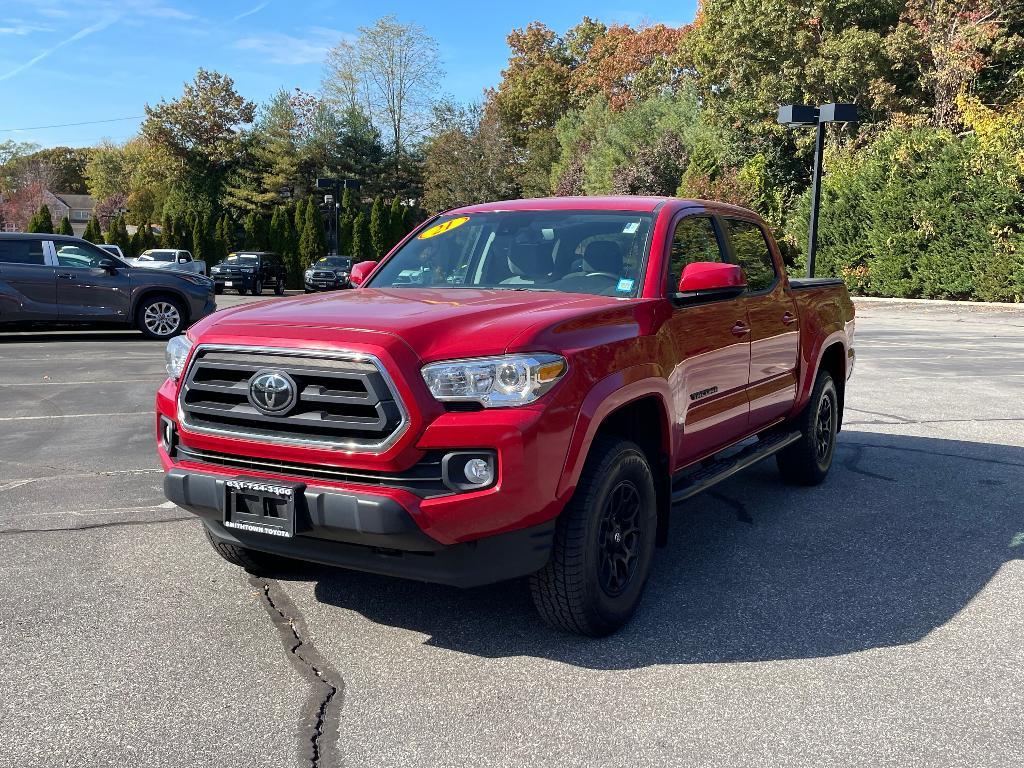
[441, 451, 497, 492]
[159, 415, 177, 456]
[464, 458, 493, 485]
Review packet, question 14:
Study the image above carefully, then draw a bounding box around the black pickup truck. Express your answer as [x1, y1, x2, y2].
[0, 233, 215, 339]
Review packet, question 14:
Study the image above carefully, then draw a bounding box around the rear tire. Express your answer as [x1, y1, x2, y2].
[136, 295, 185, 340]
[530, 437, 657, 637]
[203, 524, 291, 573]
[776, 371, 839, 486]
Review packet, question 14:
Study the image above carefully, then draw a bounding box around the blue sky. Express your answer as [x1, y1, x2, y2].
[0, 0, 697, 149]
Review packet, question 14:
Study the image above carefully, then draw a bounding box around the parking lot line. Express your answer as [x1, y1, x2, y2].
[0, 411, 151, 422]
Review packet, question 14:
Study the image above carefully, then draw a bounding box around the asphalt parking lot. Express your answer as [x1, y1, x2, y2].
[1, 295, 1022, 768]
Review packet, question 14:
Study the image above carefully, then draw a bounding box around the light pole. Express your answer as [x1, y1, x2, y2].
[316, 177, 361, 256]
[778, 103, 858, 277]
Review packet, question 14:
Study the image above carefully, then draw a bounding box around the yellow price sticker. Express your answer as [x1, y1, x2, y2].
[418, 216, 470, 240]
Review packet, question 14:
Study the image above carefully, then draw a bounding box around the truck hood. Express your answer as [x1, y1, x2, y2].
[202, 287, 626, 361]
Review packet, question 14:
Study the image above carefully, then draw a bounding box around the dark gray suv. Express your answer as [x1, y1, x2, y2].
[0, 233, 216, 339]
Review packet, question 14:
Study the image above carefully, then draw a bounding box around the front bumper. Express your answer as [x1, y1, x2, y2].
[304, 278, 348, 291]
[166, 467, 555, 587]
[213, 274, 256, 290]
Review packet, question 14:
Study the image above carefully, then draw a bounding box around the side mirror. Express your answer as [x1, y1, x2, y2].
[677, 262, 745, 297]
[349, 260, 378, 287]
[98, 258, 119, 272]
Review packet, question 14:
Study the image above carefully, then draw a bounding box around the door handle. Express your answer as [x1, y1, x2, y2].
[782, 312, 797, 325]
[57, 273, 74, 280]
[731, 322, 750, 337]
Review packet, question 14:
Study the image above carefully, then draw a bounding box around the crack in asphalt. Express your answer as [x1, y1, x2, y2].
[0, 516, 192, 536]
[839, 444, 896, 482]
[249, 576, 342, 768]
[708, 490, 754, 524]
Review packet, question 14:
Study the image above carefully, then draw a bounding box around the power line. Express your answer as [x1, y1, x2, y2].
[0, 115, 145, 133]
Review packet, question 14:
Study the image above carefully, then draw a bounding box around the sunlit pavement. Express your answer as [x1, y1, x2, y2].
[1, 297, 1022, 767]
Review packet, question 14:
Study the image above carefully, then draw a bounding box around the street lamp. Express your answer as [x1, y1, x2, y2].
[778, 102, 858, 277]
[317, 177, 360, 256]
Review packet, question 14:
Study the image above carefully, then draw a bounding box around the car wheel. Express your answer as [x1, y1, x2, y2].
[136, 295, 185, 340]
[202, 524, 291, 573]
[252, 280, 263, 296]
[776, 371, 839, 486]
[529, 437, 657, 636]
[237, 286, 248, 295]
[214, 286, 223, 295]
[274, 279, 285, 295]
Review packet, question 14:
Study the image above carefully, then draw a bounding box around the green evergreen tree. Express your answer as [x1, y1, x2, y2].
[27, 204, 54, 233]
[220, 213, 235, 255]
[143, 223, 158, 251]
[129, 226, 144, 257]
[369, 195, 388, 259]
[299, 200, 326, 265]
[105, 215, 131, 255]
[293, 198, 307, 246]
[352, 209, 370, 261]
[191, 215, 206, 262]
[338, 213, 354, 256]
[160, 212, 174, 247]
[83, 215, 103, 244]
[269, 206, 287, 255]
[178, 216, 193, 253]
[388, 195, 405, 248]
[58, 216, 74, 236]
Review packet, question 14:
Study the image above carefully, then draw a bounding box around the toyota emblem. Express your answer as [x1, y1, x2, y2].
[248, 370, 297, 415]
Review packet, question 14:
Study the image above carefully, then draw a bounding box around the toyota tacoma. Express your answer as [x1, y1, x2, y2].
[157, 197, 855, 636]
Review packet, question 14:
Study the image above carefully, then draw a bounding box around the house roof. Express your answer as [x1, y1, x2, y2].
[53, 193, 95, 209]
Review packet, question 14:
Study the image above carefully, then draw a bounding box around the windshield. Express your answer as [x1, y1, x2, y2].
[226, 253, 259, 262]
[140, 250, 175, 262]
[368, 210, 653, 297]
[314, 257, 351, 269]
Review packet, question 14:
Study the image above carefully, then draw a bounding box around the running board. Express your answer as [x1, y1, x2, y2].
[671, 431, 802, 505]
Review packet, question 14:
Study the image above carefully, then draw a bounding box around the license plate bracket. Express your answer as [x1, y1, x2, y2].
[223, 478, 304, 538]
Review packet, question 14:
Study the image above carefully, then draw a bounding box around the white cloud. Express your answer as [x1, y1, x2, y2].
[0, 21, 53, 35]
[231, 1, 270, 23]
[0, 16, 119, 81]
[233, 27, 348, 66]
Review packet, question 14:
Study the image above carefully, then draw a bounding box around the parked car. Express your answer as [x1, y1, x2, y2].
[129, 249, 207, 276]
[304, 256, 353, 292]
[99, 244, 126, 259]
[157, 196, 855, 635]
[0, 233, 215, 339]
[209, 251, 286, 295]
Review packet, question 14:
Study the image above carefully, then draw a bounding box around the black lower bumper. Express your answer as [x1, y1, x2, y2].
[164, 468, 554, 588]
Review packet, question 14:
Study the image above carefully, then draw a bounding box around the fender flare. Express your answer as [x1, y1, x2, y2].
[794, 329, 848, 413]
[556, 363, 674, 500]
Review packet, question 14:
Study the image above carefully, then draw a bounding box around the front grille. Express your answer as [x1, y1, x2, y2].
[177, 443, 448, 497]
[312, 270, 337, 280]
[179, 346, 408, 452]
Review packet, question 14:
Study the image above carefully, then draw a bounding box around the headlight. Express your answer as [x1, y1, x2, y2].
[304, 270, 313, 279]
[242, 267, 255, 273]
[165, 335, 194, 380]
[179, 273, 213, 287]
[339, 272, 348, 278]
[421, 354, 567, 407]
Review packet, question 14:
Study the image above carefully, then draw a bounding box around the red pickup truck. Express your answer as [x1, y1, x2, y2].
[157, 196, 855, 636]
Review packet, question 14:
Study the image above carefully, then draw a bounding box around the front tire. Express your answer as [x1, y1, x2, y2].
[237, 286, 248, 296]
[136, 295, 185, 340]
[530, 437, 657, 636]
[203, 524, 291, 573]
[776, 371, 839, 485]
[252, 280, 263, 296]
[274, 279, 285, 295]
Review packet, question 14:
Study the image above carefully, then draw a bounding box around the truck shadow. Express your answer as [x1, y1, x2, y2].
[304, 431, 1023, 669]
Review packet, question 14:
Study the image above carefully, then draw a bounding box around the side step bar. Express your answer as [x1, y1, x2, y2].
[671, 431, 802, 505]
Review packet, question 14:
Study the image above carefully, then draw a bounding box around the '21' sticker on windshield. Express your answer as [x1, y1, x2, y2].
[418, 216, 470, 239]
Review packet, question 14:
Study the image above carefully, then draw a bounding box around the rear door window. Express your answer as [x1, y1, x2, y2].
[0, 240, 46, 265]
[725, 219, 777, 292]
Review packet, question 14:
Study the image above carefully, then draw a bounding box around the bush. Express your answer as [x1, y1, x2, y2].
[787, 126, 1024, 301]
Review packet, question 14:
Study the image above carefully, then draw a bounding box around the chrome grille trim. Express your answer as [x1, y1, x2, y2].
[177, 344, 410, 454]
